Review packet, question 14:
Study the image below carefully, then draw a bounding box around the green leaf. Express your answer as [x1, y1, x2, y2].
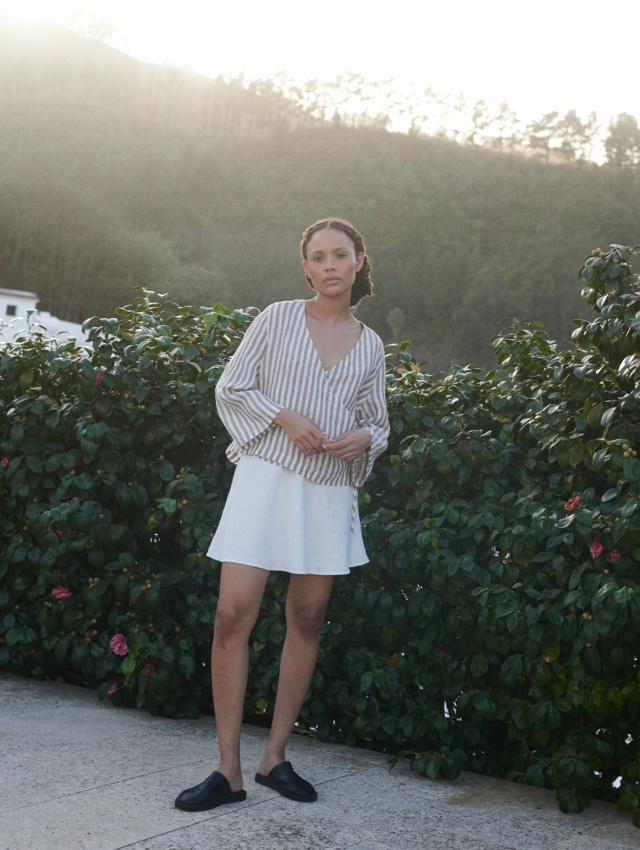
[132, 485, 148, 509]
[381, 716, 396, 736]
[470, 653, 489, 676]
[19, 370, 34, 389]
[591, 447, 608, 471]
[10, 424, 24, 445]
[161, 646, 176, 664]
[121, 656, 136, 677]
[614, 587, 630, 603]
[54, 636, 70, 664]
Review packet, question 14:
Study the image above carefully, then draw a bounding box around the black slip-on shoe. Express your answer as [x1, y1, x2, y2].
[254, 761, 318, 802]
[175, 770, 247, 812]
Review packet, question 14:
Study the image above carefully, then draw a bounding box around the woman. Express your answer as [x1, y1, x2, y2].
[175, 218, 389, 811]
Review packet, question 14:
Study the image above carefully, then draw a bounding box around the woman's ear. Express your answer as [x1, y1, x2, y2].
[355, 252, 365, 272]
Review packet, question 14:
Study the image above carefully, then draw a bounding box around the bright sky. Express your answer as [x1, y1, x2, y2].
[1, 0, 638, 126]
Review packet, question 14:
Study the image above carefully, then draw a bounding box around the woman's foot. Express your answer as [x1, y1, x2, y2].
[174, 770, 246, 811]
[255, 761, 318, 802]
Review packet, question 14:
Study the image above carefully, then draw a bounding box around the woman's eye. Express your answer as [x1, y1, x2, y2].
[337, 253, 347, 259]
[313, 256, 323, 262]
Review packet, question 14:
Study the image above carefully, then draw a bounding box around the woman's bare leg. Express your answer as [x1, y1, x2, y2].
[258, 573, 334, 775]
[212, 562, 270, 791]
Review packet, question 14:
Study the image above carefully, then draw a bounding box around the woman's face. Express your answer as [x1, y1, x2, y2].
[302, 228, 364, 300]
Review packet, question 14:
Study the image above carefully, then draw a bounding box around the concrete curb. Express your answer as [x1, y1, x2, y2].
[1, 671, 638, 850]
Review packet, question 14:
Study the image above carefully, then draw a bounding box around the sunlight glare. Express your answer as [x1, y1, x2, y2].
[0, 0, 49, 20]
[1, 0, 639, 127]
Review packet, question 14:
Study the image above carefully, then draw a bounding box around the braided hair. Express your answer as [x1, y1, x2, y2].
[300, 218, 374, 307]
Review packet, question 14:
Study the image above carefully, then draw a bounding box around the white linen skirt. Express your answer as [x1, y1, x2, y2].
[207, 455, 368, 575]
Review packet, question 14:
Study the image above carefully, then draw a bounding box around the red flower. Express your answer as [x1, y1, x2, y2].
[590, 532, 604, 559]
[1, 456, 11, 469]
[144, 665, 153, 678]
[83, 630, 94, 642]
[51, 586, 72, 599]
[541, 654, 551, 663]
[106, 682, 118, 695]
[608, 549, 621, 563]
[437, 649, 446, 658]
[54, 528, 63, 539]
[93, 374, 103, 386]
[564, 496, 582, 513]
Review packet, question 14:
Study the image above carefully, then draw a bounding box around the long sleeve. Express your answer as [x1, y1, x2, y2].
[215, 306, 283, 452]
[351, 341, 389, 487]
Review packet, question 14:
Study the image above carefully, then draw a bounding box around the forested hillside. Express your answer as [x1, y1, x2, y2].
[1, 15, 638, 368]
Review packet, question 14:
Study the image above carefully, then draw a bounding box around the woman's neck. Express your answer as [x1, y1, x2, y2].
[307, 294, 355, 324]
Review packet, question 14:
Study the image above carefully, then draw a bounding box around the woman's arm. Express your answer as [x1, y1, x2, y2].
[324, 339, 389, 483]
[216, 306, 326, 456]
[215, 307, 284, 449]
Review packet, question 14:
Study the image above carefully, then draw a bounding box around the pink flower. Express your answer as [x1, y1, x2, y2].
[542, 654, 551, 663]
[590, 532, 604, 559]
[83, 630, 94, 642]
[109, 634, 128, 656]
[106, 682, 118, 695]
[144, 665, 153, 678]
[54, 528, 63, 539]
[93, 374, 103, 386]
[51, 585, 72, 599]
[437, 649, 446, 658]
[608, 549, 621, 563]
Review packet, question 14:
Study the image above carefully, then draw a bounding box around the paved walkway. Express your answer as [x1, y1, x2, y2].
[1, 671, 638, 850]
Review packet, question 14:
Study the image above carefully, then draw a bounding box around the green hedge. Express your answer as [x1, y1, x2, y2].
[2, 247, 640, 822]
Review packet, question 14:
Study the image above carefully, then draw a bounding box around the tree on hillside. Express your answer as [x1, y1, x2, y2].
[62, 9, 129, 52]
[555, 110, 599, 161]
[605, 113, 640, 170]
[485, 101, 521, 153]
[526, 111, 560, 162]
[467, 100, 491, 146]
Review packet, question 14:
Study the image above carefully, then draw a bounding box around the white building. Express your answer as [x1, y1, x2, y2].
[0, 288, 89, 344]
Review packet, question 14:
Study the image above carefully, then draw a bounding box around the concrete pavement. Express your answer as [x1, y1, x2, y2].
[1, 670, 638, 850]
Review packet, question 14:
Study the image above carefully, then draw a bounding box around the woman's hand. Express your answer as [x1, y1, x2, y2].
[274, 409, 327, 456]
[323, 428, 371, 462]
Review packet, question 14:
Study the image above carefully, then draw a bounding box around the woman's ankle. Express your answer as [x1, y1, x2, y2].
[217, 762, 244, 792]
[258, 748, 286, 776]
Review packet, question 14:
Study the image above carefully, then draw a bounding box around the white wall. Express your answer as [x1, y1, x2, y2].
[0, 288, 89, 344]
[0, 287, 38, 320]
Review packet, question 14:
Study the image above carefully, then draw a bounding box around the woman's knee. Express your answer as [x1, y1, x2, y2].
[213, 599, 258, 641]
[286, 602, 326, 640]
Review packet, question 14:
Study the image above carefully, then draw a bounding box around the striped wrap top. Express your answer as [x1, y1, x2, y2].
[215, 299, 389, 498]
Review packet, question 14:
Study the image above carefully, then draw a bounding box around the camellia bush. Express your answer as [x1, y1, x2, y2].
[1, 246, 640, 822]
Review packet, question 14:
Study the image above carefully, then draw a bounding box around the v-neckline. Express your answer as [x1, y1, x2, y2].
[302, 301, 364, 373]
